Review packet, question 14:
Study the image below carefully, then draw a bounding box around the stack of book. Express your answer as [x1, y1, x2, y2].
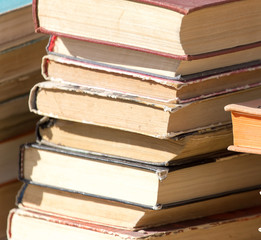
[7, 0, 261, 239]
[0, 0, 48, 239]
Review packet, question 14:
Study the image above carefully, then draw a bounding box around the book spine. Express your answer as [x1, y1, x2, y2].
[28, 83, 39, 115]
[16, 183, 28, 205]
[35, 117, 55, 143]
[18, 144, 26, 181]
[46, 35, 57, 52]
[6, 209, 16, 239]
[32, 0, 40, 32]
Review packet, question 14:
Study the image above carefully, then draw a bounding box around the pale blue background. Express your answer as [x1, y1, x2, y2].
[0, 0, 32, 14]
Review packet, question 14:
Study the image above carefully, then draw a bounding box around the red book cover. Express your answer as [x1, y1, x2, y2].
[121, 0, 241, 14]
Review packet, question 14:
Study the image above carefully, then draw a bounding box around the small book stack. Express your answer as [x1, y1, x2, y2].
[7, 0, 261, 239]
[0, 0, 47, 239]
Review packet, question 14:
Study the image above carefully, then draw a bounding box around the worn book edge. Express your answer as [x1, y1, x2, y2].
[228, 145, 261, 155]
[7, 206, 261, 239]
[42, 52, 261, 104]
[225, 99, 261, 117]
[35, 117, 233, 166]
[18, 143, 261, 209]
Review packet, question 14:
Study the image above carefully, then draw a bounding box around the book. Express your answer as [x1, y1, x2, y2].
[225, 99, 261, 154]
[19, 143, 261, 209]
[0, 132, 35, 185]
[46, 35, 261, 80]
[7, 206, 261, 239]
[0, 37, 47, 141]
[33, 0, 261, 57]
[0, 0, 43, 52]
[0, 181, 22, 240]
[0, 70, 44, 104]
[42, 53, 261, 103]
[0, 4, 48, 238]
[0, 37, 48, 101]
[29, 81, 261, 138]
[0, 94, 39, 142]
[36, 117, 233, 166]
[17, 183, 261, 230]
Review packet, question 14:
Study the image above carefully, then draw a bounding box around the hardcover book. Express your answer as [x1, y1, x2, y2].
[29, 81, 261, 138]
[0, 94, 39, 141]
[225, 99, 261, 154]
[7, 206, 261, 239]
[19, 143, 261, 209]
[17, 183, 261, 230]
[33, 0, 261, 57]
[42, 53, 261, 104]
[0, 181, 22, 240]
[46, 35, 261, 80]
[0, 38, 48, 102]
[0, 132, 34, 185]
[36, 117, 233, 165]
[0, 0, 43, 52]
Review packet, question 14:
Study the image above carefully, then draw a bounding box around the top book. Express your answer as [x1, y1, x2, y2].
[33, 0, 261, 58]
